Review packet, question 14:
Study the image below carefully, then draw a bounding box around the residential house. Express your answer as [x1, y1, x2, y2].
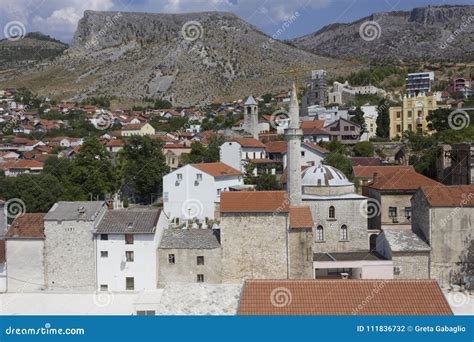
[121, 123, 155, 137]
[162, 162, 243, 223]
[5, 214, 46, 292]
[44, 201, 106, 291]
[411, 185, 474, 286]
[301, 120, 331, 143]
[219, 138, 267, 173]
[162, 143, 192, 170]
[95, 209, 161, 292]
[325, 118, 361, 144]
[0, 160, 44, 176]
[106, 140, 125, 154]
[157, 228, 221, 285]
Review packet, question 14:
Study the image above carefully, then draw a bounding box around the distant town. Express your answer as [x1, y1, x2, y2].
[0, 68, 472, 316]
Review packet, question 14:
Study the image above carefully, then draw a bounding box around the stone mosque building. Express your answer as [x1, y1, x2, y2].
[218, 84, 393, 282]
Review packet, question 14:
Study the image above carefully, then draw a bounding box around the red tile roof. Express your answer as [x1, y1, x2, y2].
[238, 279, 453, 316]
[231, 138, 266, 148]
[0, 160, 44, 170]
[289, 206, 313, 228]
[249, 158, 276, 164]
[303, 142, 329, 154]
[368, 169, 440, 191]
[6, 213, 45, 239]
[421, 185, 474, 207]
[300, 120, 325, 129]
[192, 162, 241, 177]
[106, 139, 125, 147]
[265, 141, 287, 154]
[353, 165, 414, 179]
[351, 157, 382, 167]
[220, 191, 289, 213]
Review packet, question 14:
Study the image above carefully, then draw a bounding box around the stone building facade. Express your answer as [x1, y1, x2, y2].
[158, 228, 222, 285]
[411, 185, 474, 285]
[44, 201, 106, 291]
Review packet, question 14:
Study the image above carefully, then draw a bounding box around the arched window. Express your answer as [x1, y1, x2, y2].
[329, 206, 335, 219]
[316, 226, 324, 241]
[340, 225, 348, 241]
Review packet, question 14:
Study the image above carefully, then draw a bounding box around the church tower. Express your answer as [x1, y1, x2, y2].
[244, 96, 259, 140]
[285, 83, 303, 205]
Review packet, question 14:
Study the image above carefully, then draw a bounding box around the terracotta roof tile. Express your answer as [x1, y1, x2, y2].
[421, 185, 474, 207]
[302, 142, 329, 154]
[351, 157, 382, 167]
[300, 120, 325, 129]
[289, 206, 313, 228]
[368, 169, 440, 191]
[265, 141, 287, 154]
[238, 279, 452, 316]
[220, 191, 289, 213]
[192, 162, 241, 178]
[5, 213, 45, 239]
[231, 138, 266, 148]
[353, 165, 414, 179]
[0, 160, 44, 170]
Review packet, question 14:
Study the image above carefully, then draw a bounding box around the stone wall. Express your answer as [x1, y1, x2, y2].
[44, 220, 96, 291]
[288, 229, 313, 279]
[220, 213, 288, 283]
[309, 198, 368, 253]
[157, 247, 222, 285]
[392, 252, 429, 279]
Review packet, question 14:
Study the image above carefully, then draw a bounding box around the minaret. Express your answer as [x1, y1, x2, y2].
[244, 96, 259, 140]
[285, 83, 303, 206]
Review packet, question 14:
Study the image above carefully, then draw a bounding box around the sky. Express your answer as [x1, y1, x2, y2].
[0, 0, 473, 43]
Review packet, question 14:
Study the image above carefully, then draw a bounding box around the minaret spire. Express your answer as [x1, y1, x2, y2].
[285, 83, 303, 206]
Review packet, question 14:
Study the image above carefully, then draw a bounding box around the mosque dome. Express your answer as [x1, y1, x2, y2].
[301, 164, 352, 187]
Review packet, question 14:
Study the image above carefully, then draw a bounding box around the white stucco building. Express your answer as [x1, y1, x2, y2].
[5, 214, 46, 292]
[95, 209, 162, 292]
[219, 138, 267, 172]
[163, 162, 243, 223]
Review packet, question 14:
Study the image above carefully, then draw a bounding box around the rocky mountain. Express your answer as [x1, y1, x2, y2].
[0, 11, 341, 106]
[0, 32, 68, 70]
[291, 5, 474, 63]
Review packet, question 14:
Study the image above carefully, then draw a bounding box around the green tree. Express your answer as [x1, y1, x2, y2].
[262, 93, 273, 103]
[71, 136, 118, 199]
[119, 136, 169, 204]
[376, 99, 390, 138]
[353, 141, 374, 157]
[427, 108, 452, 132]
[323, 153, 353, 180]
[255, 173, 280, 191]
[350, 106, 366, 133]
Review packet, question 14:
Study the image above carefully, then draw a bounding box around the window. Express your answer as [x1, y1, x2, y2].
[344, 126, 349, 131]
[136, 310, 156, 316]
[126, 277, 135, 290]
[197, 256, 204, 265]
[100, 284, 108, 291]
[125, 234, 134, 245]
[168, 254, 175, 264]
[393, 266, 401, 275]
[396, 125, 401, 133]
[408, 124, 412, 131]
[177, 173, 183, 181]
[197, 274, 204, 283]
[100, 251, 108, 258]
[217, 189, 221, 196]
[405, 207, 412, 219]
[100, 234, 108, 241]
[328, 206, 335, 219]
[196, 173, 203, 181]
[407, 110, 412, 118]
[301, 151, 305, 157]
[396, 111, 401, 118]
[350, 126, 355, 131]
[340, 225, 348, 241]
[388, 207, 397, 218]
[126, 251, 134, 262]
[316, 226, 324, 241]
